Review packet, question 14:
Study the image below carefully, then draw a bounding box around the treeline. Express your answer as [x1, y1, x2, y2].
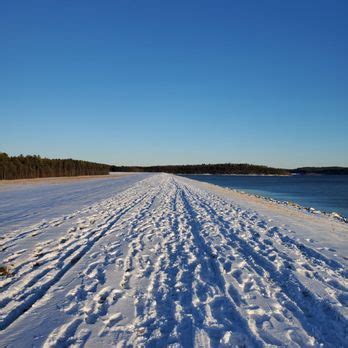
[0, 153, 110, 180]
[293, 167, 348, 175]
[110, 163, 290, 175]
[2, 152, 347, 180]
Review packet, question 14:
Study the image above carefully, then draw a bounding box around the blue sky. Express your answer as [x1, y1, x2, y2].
[1, 0, 347, 167]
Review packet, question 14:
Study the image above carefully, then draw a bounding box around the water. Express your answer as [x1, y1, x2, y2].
[183, 175, 348, 218]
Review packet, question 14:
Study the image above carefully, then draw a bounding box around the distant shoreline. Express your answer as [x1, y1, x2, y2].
[111, 164, 348, 176]
[2, 152, 347, 179]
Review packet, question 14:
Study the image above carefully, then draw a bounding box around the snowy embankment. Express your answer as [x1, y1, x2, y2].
[0, 174, 347, 347]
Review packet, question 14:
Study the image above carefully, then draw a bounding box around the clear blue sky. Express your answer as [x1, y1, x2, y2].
[1, 0, 347, 167]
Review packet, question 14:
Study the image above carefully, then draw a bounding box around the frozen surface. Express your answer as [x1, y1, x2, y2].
[0, 174, 347, 347]
[0, 173, 151, 234]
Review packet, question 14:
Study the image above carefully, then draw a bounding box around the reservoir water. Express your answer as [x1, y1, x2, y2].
[183, 175, 348, 218]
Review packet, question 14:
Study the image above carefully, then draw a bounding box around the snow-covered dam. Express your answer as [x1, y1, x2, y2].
[0, 174, 347, 347]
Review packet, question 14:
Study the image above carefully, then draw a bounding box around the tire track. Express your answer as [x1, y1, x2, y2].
[0, 177, 160, 331]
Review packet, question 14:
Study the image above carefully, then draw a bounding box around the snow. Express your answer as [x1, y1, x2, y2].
[0, 173, 347, 347]
[0, 173, 151, 234]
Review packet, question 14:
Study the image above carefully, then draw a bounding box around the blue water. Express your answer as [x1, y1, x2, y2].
[183, 175, 348, 218]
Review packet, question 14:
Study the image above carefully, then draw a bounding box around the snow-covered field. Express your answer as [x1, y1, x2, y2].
[0, 173, 347, 347]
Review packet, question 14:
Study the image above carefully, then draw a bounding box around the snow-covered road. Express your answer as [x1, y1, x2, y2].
[0, 174, 347, 347]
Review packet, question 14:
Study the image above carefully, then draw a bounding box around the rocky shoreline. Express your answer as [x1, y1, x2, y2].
[227, 187, 348, 224]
